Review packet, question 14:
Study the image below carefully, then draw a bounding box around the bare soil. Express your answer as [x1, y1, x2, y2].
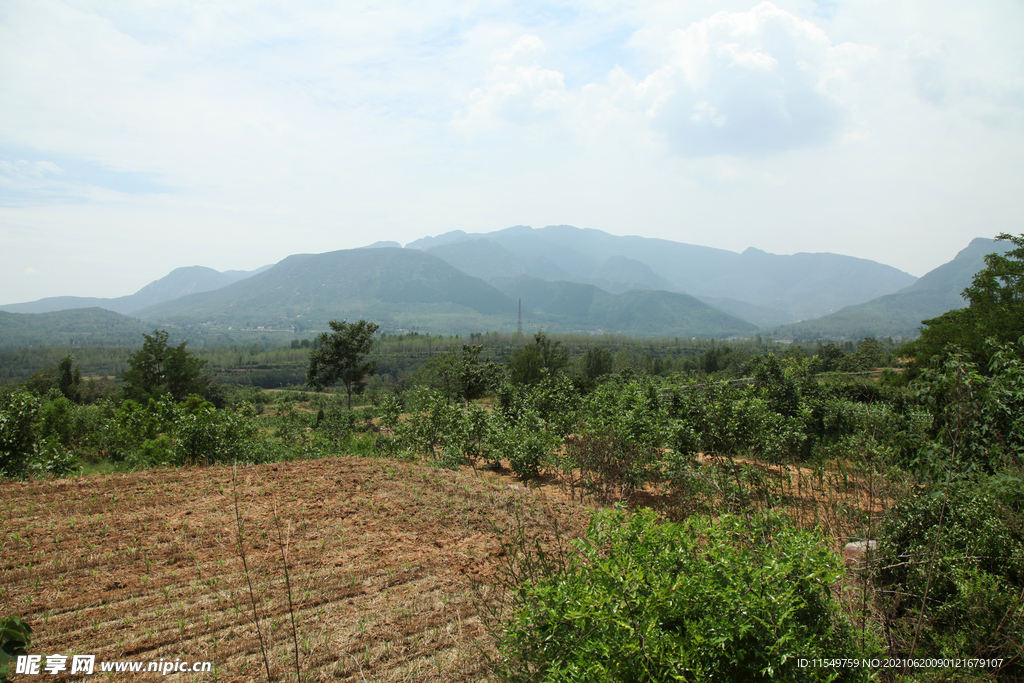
[0, 458, 591, 682]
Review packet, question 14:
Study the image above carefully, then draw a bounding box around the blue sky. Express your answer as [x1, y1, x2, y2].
[1, 0, 1023, 302]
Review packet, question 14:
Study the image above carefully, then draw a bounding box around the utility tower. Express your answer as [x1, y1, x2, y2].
[517, 299, 523, 335]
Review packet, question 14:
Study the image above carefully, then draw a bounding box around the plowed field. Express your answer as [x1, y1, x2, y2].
[1, 458, 590, 681]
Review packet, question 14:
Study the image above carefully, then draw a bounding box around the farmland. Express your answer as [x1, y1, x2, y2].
[0, 458, 589, 681]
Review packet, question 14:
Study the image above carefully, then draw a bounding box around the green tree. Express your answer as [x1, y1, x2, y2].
[56, 354, 82, 402]
[837, 338, 885, 372]
[122, 330, 209, 403]
[307, 319, 380, 410]
[23, 353, 82, 402]
[426, 344, 502, 404]
[814, 343, 846, 372]
[0, 390, 40, 479]
[906, 233, 1024, 375]
[581, 347, 613, 381]
[508, 332, 569, 386]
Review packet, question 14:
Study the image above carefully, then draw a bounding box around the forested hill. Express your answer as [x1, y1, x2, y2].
[0, 309, 152, 349]
[491, 276, 757, 337]
[769, 238, 1001, 340]
[135, 248, 519, 332]
[131, 247, 754, 338]
[4, 230, 1002, 344]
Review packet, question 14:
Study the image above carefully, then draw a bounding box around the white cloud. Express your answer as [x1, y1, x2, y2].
[0, 160, 62, 179]
[628, 2, 870, 157]
[457, 3, 875, 158]
[460, 34, 571, 133]
[0, 0, 1023, 302]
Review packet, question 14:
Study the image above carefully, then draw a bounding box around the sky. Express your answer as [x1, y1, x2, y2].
[2, 0, 1023, 303]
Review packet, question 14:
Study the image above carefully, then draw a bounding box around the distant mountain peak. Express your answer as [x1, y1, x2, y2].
[360, 241, 402, 249]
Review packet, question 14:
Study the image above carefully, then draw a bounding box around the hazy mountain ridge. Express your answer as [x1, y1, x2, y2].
[1, 265, 269, 315]
[0, 308, 153, 350]
[408, 225, 917, 322]
[769, 238, 1001, 339]
[134, 248, 753, 338]
[135, 248, 519, 331]
[0, 226, 1001, 346]
[490, 276, 757, 337]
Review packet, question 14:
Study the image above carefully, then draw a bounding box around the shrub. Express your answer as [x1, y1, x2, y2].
[531, 375, 582, 438]
[486, 415, 553, 480]
[107, 395, 271, 468]
[0, 391, 40, 479]
[403, 388, 467, 460]
[586, 378, 668, 450]
[171, 400, 266, 466]
[104, 398, 167, 461]
[316, 407, 356, 441]
[564, 430, 660, 504]
[496, 508, 875, 682]
[0, 616, 32, 683]
[872, 475, 1024, 676]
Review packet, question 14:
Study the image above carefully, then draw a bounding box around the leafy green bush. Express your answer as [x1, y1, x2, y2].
[531, 375, 583, 438]
[0, 616, 32, 683]
[0, 390, 40, 479]
[911, 342, 1024, 475]
[172, 399, 265, 465]
[316, 407, 356, 441]
[486, 413, 554, 480]
[105, 395, 272, 468]
[403, 388, 467, 460]
[663, 380, 741, 455]
[103, 398, 168, 461]
[496, 508, 875, 682]
[586, 377, 668, 451]
[563, 430, 661, 504]
[873, 476, 1024, 676]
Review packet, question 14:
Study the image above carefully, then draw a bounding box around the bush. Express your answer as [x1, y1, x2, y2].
[106, 395, 272, 468]
[104, 398, 168, 461]
[564, 430, 660, 504]
[873, 475, 1024, 676]
[496, 508, 875, 682]
[486, 414, 554, 480]
[586, 378, 668, 451]
[0, 616, 32, 683]
[0, 391, 40, 479]
[403, 388, 467, 460]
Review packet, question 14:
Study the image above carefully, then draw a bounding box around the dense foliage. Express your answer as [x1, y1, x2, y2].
[123, 330, 213, 404]
[496, 508, 875, 682]
[873, 474, 1024, 678]
[905, 232, 1024, 378]
[0, 616, 32, 683]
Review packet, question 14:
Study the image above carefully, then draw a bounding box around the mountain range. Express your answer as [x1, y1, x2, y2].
[0, 225, 1001, 344]
[408, 225, 917, 322]
[1, 265, 270, 315]
[769, 238, 1001, 339]
[133, 247, 757, 338]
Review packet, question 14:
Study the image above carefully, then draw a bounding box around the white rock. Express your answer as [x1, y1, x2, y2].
[844, 540, 877, 566]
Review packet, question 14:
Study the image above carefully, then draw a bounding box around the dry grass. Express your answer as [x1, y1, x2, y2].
[0, 458, 590, 682]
